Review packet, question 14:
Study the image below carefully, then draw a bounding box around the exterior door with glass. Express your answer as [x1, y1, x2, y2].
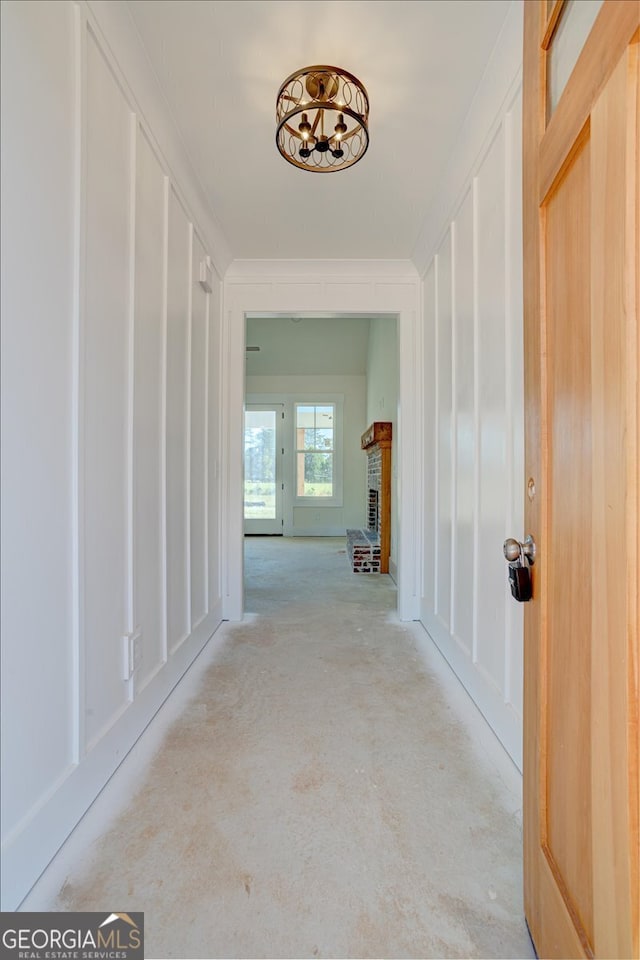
[244, 404, 284, 535]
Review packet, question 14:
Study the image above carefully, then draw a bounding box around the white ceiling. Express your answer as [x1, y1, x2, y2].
[126, 0, 512, 262]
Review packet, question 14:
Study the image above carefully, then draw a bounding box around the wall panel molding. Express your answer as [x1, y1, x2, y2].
[1, 0, 226, 910]
[203, 254, 211, 617]
[132, 124, 167, 696]
[72, 0, 86, 766]
[126, 111, 137, 698]
[85, 0, 231, 276]
[207, 273, 223, 616]
[161, 174, 170, 665]
[412, 0, 524, 276]
[166, 188, 192, 656]
[190, 231, 208, 630]
[419, 17, 525, 769]
[82, 23, 133, 750]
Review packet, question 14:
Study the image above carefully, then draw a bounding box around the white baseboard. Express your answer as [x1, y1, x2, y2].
[1, 603, 222, 911]
[419, 609, 522, 771]
[282, 528, 348, 538]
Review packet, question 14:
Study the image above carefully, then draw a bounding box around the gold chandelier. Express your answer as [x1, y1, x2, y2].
[276, 65, 369, 173]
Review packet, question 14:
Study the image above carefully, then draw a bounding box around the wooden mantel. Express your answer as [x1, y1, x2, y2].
[361, 422, 392, 574]
[361, 421, 392, 450]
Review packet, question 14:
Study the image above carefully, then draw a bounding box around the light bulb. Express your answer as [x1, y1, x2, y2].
[298, 112, 312, 138]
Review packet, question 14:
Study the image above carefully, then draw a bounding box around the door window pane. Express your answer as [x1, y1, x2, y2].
[547, 0, 603, 118]
[244, 409, 276, 519]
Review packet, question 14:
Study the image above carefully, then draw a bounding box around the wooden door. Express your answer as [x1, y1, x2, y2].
[522, 1, 639, 958]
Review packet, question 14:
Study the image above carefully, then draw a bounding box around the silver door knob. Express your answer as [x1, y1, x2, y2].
[503, 538, 522, 562]
[503, 535, 536, 565]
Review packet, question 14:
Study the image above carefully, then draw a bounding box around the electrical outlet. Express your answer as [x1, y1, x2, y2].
[122, 629, 142, 681]
[122, 636, 131, 681]
[132, 629, 142, 671]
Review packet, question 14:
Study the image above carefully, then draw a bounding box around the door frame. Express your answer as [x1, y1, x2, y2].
[221, 262, 422, 621]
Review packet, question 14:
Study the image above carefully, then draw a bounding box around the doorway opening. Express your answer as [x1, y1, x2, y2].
[243, 313, 399, 605]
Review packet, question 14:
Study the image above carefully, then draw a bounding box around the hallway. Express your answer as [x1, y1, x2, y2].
[23, 539, 534, 959]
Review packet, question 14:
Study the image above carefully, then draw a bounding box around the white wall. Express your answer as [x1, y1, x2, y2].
[365, 317, 398, 574]
[246, 375, 367, 535]
[0, 0, 226, 909]
[415, 0, 525, 769]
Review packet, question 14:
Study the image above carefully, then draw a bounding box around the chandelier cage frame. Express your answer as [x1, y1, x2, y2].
[275, 65, 370, 173]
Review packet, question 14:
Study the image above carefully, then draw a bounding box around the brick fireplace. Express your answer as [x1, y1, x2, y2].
[347, 422, 392, 574]
[368, 488, 379, 531]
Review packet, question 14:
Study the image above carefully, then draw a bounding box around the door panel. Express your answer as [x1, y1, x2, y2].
[523, 2, 639, 958]
[589, 44, 639, 955]
[544, 133, 593, 951]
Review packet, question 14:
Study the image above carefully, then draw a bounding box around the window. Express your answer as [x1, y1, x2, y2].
[295, 403, 336, 500]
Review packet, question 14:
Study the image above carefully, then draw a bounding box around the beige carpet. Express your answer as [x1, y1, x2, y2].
[22, 537, 534, 960]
